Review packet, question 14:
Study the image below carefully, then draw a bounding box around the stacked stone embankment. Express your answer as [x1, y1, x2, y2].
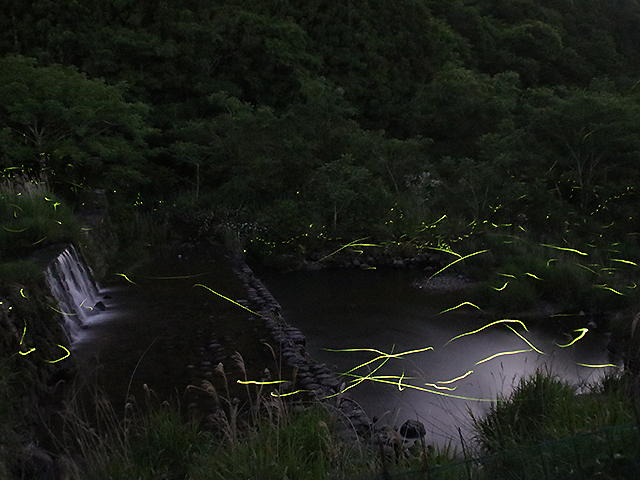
[232, 260, 371, 436]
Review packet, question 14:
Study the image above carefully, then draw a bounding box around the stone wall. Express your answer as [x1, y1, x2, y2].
[232, 259, 372, 436]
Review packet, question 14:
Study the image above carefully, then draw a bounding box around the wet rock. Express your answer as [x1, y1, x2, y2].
[301, 381, 321, 391]
[310, 363, 328, 372]
[400, 419, 426, 439]
[94, 301, 107, 311]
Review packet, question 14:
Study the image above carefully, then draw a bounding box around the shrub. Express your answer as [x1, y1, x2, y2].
[471, 369, 635, 454]
[0, 175, 80, 259]
[0, 260, 44, 288]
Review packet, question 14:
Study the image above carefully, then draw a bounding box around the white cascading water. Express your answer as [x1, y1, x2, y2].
[45, 244, 101, 342]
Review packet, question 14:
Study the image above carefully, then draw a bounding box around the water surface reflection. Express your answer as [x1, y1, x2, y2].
[258, 268, 611, 445]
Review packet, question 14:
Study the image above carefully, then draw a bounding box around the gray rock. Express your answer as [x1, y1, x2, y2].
[400, 419, 426, 439]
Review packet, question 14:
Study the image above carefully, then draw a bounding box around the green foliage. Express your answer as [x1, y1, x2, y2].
[0, 175, 80, 259]
[0, 56, 150, 197]
[471, 369, 635, 453]
[1, 0, 639, 266]
[191, 404, 375, 480]
[61, 387, 377, 480]
[0, 260, 44, 288]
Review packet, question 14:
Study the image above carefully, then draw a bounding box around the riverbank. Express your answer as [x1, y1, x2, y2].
[2, 236, 638, 479]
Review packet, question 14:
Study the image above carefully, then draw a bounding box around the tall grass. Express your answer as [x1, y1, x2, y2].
[57, 354, 380, 480]
[471, 368, 636, 453]
[0, 174, 80, 259]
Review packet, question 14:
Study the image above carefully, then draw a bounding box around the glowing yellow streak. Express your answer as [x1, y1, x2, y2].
[420, 215, 447, 231]
[425, 383, 457, 391]
[497, 272, 517, 278]
[32, 237, 47, 245]
[576, 363, 617, 368]
[594, 285, 624, 295]
[331, 362, 388, 396]
[439, 302, 482, 315]
[626, 282, 637, 289]
[505, 325, 545, 354]
[611, 259, 637, 266]
[493, 282, 508, 291]
[575, 263, 598, 274]
[317, 238, 380, 263]
[425, 246, 462, 258]
[475, 349, 532, 365]
[324, 375, 492, 402]
[556, 328, 589, 348]
[141, 272, 212, 280]
[237, 380, 289, 385]
[324, 346, 434, 358]
[79, 299, 93, 310]
[437, 370, 474, 385]
[325, 345, 434, 376]
[45, 344, 71, 363]
[524, 272, 543, 280]
[115, 273, 137, 285]
[19, 348, 36, 356]
[49, 306, 77, 316]
[445, 319, 528, 346]
[20, 288, 26, 298]
[546, 259, 557, 267]
[270, 390, 306, 397]
[20, 320, 27, 345]
[430, 250, 489, 279]
[540, 244, 588, 256]
[397, 371, 406, 391]
[194, 284, 261, 316]
[3, 227, 27, 232]
[342, 374, 419, 382]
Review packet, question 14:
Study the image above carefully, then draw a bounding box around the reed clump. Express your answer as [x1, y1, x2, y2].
[56, 352, 379, 480]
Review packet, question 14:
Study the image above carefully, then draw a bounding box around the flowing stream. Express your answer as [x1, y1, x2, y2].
[50, 248, 271, 411]
[258, 267, 612, 445]
[45, 245, 101, 342]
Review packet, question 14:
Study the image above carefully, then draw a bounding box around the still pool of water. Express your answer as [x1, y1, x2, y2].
[70, 250, 271, 412]
[258, 267, 613, 445]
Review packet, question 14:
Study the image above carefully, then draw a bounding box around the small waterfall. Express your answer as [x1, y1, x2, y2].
[45, 244, 101, 342]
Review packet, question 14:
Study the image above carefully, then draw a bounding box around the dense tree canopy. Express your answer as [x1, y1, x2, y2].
[1, 0, 639, 255]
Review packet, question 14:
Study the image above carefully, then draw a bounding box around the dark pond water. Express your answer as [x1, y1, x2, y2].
[68, 249, 613, 446]
[257, 267, 613, 445]
[71, 250, 274, 413]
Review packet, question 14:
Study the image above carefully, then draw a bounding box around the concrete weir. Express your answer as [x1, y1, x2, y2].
[232, 259, 372, 436]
